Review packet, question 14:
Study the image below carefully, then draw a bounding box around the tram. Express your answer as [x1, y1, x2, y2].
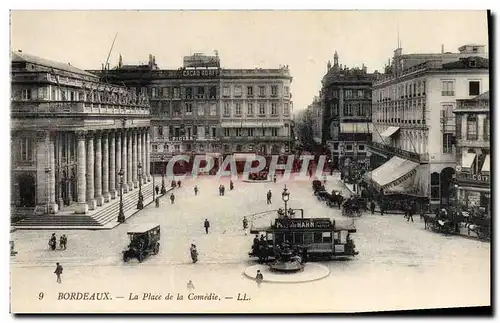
[249, 210, 359, 261]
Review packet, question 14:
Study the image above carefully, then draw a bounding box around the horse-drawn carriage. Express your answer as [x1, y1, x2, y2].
[423, 209, 491, 240]
[312, 180, 323, 192]
[341, 198, 363, 217]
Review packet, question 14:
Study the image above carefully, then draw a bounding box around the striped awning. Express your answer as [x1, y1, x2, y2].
[381, 126, 400, 138]
[481, 154, 490, 172]
[461, 152, 476, 168]
[340, 123, 373, 133]
[364, 156, 419, 189]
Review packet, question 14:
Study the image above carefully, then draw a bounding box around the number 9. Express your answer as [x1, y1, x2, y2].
[39, 292, 44, 300]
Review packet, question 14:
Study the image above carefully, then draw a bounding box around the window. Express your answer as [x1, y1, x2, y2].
[271, 103, 277, 115]
[441, 80, 455, 96]
[333, 143, 339, 150]
[199, 144, 205, 152]
[234, 86, 242, 97]
[173, 87, 180, 99]
[164, 144, 169, 152]
[174, 145, 180, 152]
[235, 103, 242, 115]
[248, 128, 254, 136]
[185, 87, 193, 99]
[224, 102, 231, 116]
[21, 89, 31, 100]
[211, 127, 217, 138]
[247, 103, 254, 115]
[223, 87, 230, 97]
[210, 103, 216, 116]
[345, 90, 353, 98]
[185, 144, 191, 151]
[38, 87, 47, 100]
[185, 102, 193, 114]
[162, 87, 170, 98]
[236, 144, 242, 152]
[259, 86, 265, 97]
[151, 88, 158, 98]
[484, 116, 490, 140]
[467, 116, 478, 140]
[236, 129, 242, 137]
[284, 86, 289, 96]
[259, 103, 266, 115]
[357, 90, 364, 98]
[197, 104, 204, 116]
[469, 81, 480, 96]
[224, 128, 230, 136]
[157, 126, 163, 137]
[247, 86, 253, 96]
[344, 103, 352, 116]
[358, 144, 365, 151]
[284, 103, 290, 115]
[197, 87, 205, 98]
[152, 144, 158, 152]
[442, 133, 454, 153]
[271, 129, 278, 136]
[271, 86, 278, 97]
[19, 138, 33, 161]
[209, 87, 216, 99]
[346, 144, 353, 151]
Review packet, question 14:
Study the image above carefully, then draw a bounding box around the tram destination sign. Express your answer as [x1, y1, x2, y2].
[274, 218, 332, 229]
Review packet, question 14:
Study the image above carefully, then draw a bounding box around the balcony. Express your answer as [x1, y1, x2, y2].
[220, 136, 289, 142]
[11, 101, 150, 116]
[366, 141, 429, 164]
[456, 138, 490, 149]
[456, 172, 490, 188]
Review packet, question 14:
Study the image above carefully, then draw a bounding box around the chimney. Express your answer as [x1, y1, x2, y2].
[441, 44, 444, 54]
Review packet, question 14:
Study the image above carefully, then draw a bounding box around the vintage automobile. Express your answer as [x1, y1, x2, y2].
[123, 223, 161, 263]
[312, 180, 323, 192]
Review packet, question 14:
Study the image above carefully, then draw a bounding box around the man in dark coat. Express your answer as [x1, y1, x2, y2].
[204, 219, 210, 234]
[155, 185, 160, 196]
[370, 200, 376, 215]
[267, 190, 272, 204]
[54, 262, 63, 284]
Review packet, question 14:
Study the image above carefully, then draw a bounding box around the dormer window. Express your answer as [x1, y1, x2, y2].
[469, 59, 477, 67]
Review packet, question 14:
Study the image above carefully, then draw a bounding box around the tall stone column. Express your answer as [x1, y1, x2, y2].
[109, 131, 116, 199]
[86, 132, 96, 210]
[127, 130, 134, 190]
[141, 130, 147, 182]
[146, 129, 151, 181]
[75, 131, 88, 214]
[132, 130, 138, 188]
[48, 132, 58, 213]
[102, 131, 110, 202]
[94, 133, 104, 206]
[121, 131, 129, 193]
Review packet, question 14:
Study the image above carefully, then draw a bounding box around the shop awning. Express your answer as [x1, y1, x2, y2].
[381, 126, 400, 138]
[461, 152, 476, 168]
[231, 153, 257, 161]
[481, 155, 490, 172]
[365, 156, 419, 189]
[340, 123, 373, 133]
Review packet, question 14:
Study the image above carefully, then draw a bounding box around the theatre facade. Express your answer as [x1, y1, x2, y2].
[11, 51, 151, 216]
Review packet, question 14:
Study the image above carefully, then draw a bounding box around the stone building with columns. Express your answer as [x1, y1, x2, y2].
[366, 45, 489, 209]
[10, 51, 151, 216]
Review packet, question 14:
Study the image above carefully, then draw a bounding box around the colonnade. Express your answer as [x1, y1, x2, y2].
[75, 127, 151, 214]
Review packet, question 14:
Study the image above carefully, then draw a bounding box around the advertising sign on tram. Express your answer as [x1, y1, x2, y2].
[274, 218, 332, 229]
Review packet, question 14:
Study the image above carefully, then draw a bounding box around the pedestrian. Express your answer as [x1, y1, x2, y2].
[54, 262, 63, 284]
[267, 190, 272, 204]
[230, 180, 234, 191]
[218, 185, 223, 196]
[221, 185, 225, 196]
[194, 185, 198, 196]
[187, 280, 195, 291]
[60, 234, 67, 250]
[190, 244, 198, 263]
[155, 197, 160, 208]
[407, 209, 414, 222]
[49, 233, 57, 250]
[204, 219, 210, 234]
[177, 180, 181, 188]
[170, 193, 175, 204]
[273, 174, 277, 183]
[155, 185, 160, 196]
[380, 201, 385, 216]
[255, 270, 263, 287]
[370, 200, 376, 215]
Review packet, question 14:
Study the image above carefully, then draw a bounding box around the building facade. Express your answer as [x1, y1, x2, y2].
[367, 45, 489, 208]
[11, 51, 151, 216]
[454, 91, 490, 216]
[321, 51, 374, 173]
[90, 53, 293, 173]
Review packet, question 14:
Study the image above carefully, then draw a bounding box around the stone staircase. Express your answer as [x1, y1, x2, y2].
[13, 178, 170, 230]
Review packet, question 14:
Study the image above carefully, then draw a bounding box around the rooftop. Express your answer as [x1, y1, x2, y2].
[11, 51, 97, 78]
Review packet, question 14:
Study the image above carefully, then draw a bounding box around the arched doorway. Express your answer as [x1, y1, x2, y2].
[440, 167, 455, 206]
[430, 172, 440, 204]
[18, 174, 36, 207]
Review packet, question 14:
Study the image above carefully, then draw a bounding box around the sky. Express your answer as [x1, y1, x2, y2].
[10, 10, 489, 112]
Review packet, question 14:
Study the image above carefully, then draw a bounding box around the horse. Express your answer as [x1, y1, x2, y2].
[423, 214, 437, 230]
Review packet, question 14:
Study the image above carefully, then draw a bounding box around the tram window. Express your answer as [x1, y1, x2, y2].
[303, 233, 314, 244]
[322, 232, 332, 243]
[266, 233, 273, 242]
[294, 233, 303, 244]
[314, 232, 323, 243]
[285, 233, 293, 243]
[275, 233, 284, 245]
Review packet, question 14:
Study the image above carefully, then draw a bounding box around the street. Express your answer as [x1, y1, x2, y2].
[10, 175, 490, 313]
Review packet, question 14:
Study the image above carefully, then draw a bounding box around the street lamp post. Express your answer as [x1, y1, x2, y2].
[45, 167, 51, 214]
[117, 169, 125, 223]
[160, 156, 166, 194]
[281, 186, 290, 217]
[137, 163, 144, 210]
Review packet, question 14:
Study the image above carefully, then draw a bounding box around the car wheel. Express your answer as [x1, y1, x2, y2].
[154, 243, 160, 255]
